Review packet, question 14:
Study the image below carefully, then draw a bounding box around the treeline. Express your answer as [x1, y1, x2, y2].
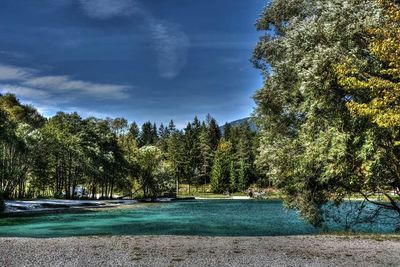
[0, 93, 261, 201]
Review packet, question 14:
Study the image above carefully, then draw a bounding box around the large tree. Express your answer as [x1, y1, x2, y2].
[253, 0, 389, 225]
[0, 94, 44, 198]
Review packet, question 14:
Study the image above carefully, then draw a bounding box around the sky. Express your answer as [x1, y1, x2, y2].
[0, 0, 266, 127]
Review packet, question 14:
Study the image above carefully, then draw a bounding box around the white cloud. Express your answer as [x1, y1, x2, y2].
[0, 63, 130, 100]
[23, 75, 129, 99]
[0, 64, 34, 81]
[0, 84, 50, 99]
[78, 0, 141, 20]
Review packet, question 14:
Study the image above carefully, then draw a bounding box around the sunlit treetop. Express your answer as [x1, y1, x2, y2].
[336, 0, 400, 129]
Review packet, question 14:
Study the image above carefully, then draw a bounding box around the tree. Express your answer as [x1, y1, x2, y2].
[210, 155, 223, 193]
[129, 121, 140, 140]
[119, 125, 139, 196]
[199, 127, 213, 185]
[253, 0, 386, 225]
[237, 122, 255, 184]
[237, 160, 247, 191]
[210, 139, 232, 193]
[208, 117, 221, 151]
[222, 121, 255, 190]
[168, 120, 177, 134]
[138, 122, 158, 147]
[166, 129, 185, 194]
[136, 146, 173, 198]
[0, 94, 44, 198]
[182, 118, 202, 192]
[107, 117, 128, 137]
[229, 160, 237, 193]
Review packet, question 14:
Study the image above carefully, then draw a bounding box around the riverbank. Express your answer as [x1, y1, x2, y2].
[1, 199, 138, 217]
[1, 235, 399, 266]
[2, 198, 197, 217]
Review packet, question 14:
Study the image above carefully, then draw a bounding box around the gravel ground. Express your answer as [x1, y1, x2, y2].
[1, 235, 399, 266]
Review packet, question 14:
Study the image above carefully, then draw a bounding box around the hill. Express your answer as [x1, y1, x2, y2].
[220, 117, 257, 133]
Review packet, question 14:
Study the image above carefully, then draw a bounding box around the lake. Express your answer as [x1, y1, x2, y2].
[0, 200, 397, 238]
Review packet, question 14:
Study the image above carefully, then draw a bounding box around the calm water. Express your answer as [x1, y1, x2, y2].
[0, 200, 397, 238]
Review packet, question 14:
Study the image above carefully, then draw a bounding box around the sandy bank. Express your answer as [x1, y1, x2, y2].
[1, 235, 399, 266]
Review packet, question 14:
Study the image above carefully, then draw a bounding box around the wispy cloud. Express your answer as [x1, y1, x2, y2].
[0, 64, 34, 81]
[0, 84, 50, 100]
[23, 75, 129, 99]
[77, 0, 190, 79]
[0, 63, 129, 100]
[149, 19, 190, 79]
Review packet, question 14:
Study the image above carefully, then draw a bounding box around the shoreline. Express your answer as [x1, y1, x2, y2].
[1, 235, 399, 266]
[2, 197, 259, 218]
[2, 197, 196, 218]
[2, 199, 138, 218]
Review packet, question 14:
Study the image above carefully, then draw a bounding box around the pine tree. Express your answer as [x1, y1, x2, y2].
[208, 117, 221, 151]
[157, 123, 169, 152]
[210, 156, 222, 193]
[182, 118, 202, 191]
[210, 139, 231, 193]
[223, 123, 232, 140]
[129, 121, 139, 141]
[199, 127, 212, 184]
[229, 160, 237, 193]
[139, 122, 159, 147]
[237, 160, 247, 191]
[168, 119, 177, 134]
[152, 123, 159, 143]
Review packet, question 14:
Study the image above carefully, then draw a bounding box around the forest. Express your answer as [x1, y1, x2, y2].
[0, 93, 261, 206]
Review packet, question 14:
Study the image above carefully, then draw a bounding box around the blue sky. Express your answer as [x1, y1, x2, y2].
[0, 0, 265, 127]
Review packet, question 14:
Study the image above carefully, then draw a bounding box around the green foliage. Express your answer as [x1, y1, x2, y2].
[237, 160, 247, 191]
[199, 127, 213, 184]
[229, 160, 237, 192]
[223, 121, 256, 189]
[0, 93, 44, 198]
[335, 0, 400, 144]
[210, 156, 222, 193]
[210, 139, 232, 193]
[253, 0, 400, 226]
[138, 121, 158, 147]
[207, 115, 221, 151]
[0, 92, 261, 200]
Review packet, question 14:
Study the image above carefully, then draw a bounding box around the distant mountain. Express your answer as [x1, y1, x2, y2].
[220, 117, 258, 133]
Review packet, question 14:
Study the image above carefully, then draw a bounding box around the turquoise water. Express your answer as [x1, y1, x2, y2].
[0, 200, 397, 237]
